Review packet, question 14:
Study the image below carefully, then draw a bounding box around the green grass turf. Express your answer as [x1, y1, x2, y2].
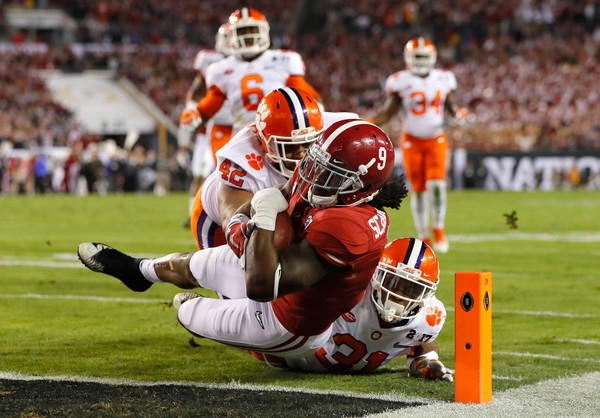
[1, 191, 599, 401]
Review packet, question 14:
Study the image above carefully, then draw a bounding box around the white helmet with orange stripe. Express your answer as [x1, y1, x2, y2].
[404, 37, 437, 76]
[228, 7, 270, 58]
[371, 237, 439, 323]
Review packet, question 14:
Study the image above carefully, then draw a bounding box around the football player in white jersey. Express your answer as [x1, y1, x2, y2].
[179, 7, 322, 136]
[372, 37, 468, 253]
[179, 23, 234, 227]
[279, 237, 453, 379]
[189, 86, 358, 255]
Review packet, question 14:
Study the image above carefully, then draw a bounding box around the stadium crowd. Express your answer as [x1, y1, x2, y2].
[1, 0, 599, 194]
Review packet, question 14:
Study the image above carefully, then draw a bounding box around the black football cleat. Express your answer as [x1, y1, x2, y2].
[77, 242, 152, 292]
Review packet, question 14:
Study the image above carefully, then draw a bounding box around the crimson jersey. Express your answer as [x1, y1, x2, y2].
[270, 169, 390, 336]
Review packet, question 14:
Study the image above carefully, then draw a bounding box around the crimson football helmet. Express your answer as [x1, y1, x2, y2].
[404, 37, 437, 76]
[228, 7, 270, 58]
[256, 87, 324, 178]
[297, 119, 394, 208]
[215, 22, 232, 56]
[371, 238, 439, 323]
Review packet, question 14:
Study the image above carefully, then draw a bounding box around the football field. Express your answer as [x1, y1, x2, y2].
[0, 190, 598, 416]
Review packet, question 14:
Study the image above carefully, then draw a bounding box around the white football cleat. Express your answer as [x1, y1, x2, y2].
[434, 239, 449, 254]
[173, 292, 201, 310]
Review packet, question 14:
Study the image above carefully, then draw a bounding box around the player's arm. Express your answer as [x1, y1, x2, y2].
[407, 342, 454, 381]
[188, 71, 207, 102]
[218, 184, 254, 228]
[242, 187, 339, 302]
[445, 91, 468, 124]
[180, 85, 226, 129]
[372, 93, 402, 126]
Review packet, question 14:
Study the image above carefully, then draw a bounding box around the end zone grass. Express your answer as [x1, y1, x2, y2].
[0, 191, 598, 403]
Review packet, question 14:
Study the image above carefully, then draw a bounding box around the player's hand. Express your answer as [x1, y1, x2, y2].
[225, 213, 252, 258]
[250, 188, 288, 231]
[180, 103, 202, 130]
[409, 357, 454, 382]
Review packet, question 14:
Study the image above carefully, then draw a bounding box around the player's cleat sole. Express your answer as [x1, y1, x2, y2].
[173, 292, 202, 310]
[77, 242, 152, 292]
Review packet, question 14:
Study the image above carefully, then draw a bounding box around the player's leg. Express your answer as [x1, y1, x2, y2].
[175, 296, 331, 359]
[401, 134, 430, 245]
[186, 129, 215, 227]
[190, 175, 227, 250]
[425, 134, 449, 253]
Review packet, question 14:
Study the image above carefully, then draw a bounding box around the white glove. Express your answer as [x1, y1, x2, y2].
[408, 352, 454, 382]
[250, 188, 288, 231]
[180, 101, 202, 131]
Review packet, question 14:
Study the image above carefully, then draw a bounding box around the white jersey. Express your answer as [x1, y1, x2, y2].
[384, 68, 456, 139]
[205, 49, 306, 134]
[285, 285, 447, 373]
[199, 125, 285, 226]
[193, 49, 234, 127]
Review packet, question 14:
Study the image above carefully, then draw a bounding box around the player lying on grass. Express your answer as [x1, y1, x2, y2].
[78, 119, 408, 360]
[249, 237, 454, 380]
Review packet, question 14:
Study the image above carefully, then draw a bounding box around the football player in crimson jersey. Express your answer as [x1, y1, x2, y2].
[190, 87, 358, 254]
[77, 119, 408, 359]
[269, 237, 453, 380]
[371, 37, 469, 254]
[179, 22, 234, 228]
[179, 7, 323, 136]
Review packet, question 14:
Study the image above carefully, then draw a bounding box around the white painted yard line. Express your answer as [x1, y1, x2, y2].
[3, 293, 598, 320]
[369, 372, 600, 418]
[449, 231, 600, 243]
[0, 293, 166, 304]
[493, 351, 600, 363]
[445, 306, 599, 319]
[567, 339, 600, 345]
[0, 371, 423, 403]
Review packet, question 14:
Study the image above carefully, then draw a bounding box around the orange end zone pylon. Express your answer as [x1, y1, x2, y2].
[454, 272, 492, 403]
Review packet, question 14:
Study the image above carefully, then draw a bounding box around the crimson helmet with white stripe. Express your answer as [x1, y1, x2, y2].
[228, 7, 270, 58]
[256, 87, 324, 178]
[404, 37, 437, 76]
[371, 238, 439, 323]
[297, 119, 394, 208]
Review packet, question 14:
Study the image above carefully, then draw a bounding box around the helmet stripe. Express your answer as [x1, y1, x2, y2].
[402, 238, 425, 269]
[320, 119, 373, 151]
[278, 87, 307, 131]
[241, 7, 249, 18]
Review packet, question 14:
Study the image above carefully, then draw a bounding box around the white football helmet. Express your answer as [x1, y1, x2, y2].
[228, 7, 270, 58]
[404, 37, 437, 76]
[215, 23, 232, 56]
[371, 238, 439, 323]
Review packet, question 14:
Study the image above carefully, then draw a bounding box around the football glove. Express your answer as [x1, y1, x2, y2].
[408, 352, 454, 382]
[179, 101, 202, 130]
[225, 213, 252, 258]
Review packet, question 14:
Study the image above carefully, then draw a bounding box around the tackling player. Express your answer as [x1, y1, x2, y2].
[179, 7, 322, 136]
[279, 237, 453, 380]
[179, 23, 234, 227]
[190, 86, 358, 253]
[77, 119, 408, 359]
[372, 37, 468, 253]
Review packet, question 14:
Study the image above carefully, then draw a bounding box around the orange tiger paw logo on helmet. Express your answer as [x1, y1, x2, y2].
[246, 153, 264, 171]
[426, 306, 443, 327]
